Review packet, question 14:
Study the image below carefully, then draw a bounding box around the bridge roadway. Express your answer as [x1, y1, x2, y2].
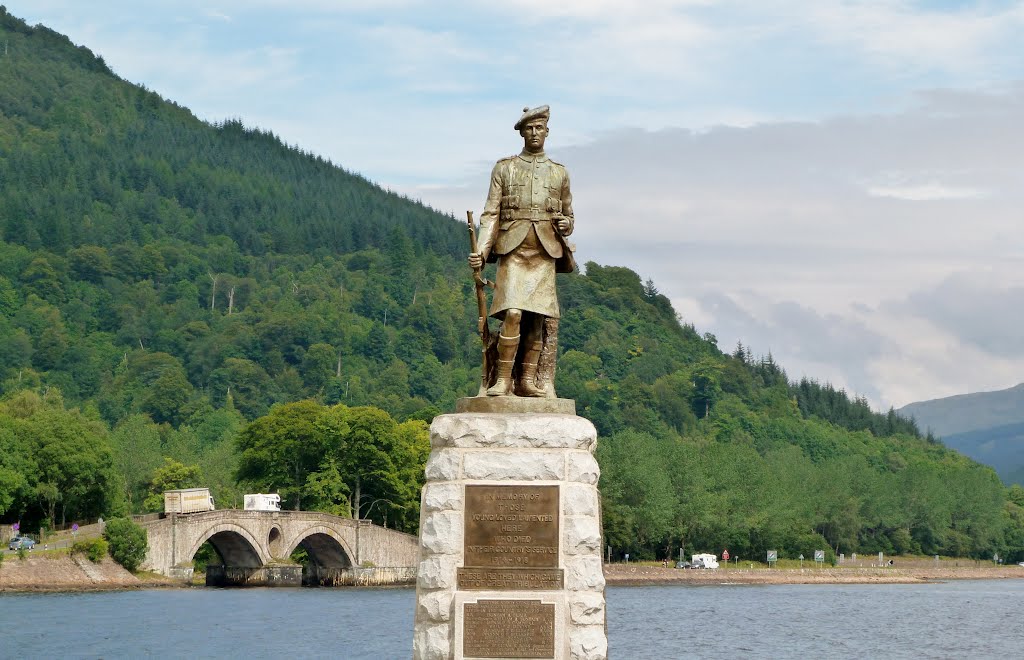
[140, 509, 419, 586]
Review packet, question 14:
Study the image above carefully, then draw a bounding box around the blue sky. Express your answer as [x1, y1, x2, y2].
[12, 1, 1024, 409]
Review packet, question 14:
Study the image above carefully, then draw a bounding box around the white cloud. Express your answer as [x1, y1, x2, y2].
[866, 183, 989, 201]
[497, 0, 715, 22]
[803, 0, 1024, 76]
[12, 0, 1024, 408]
[202, 9, 232, 22]
[409, 83, 1024, 408]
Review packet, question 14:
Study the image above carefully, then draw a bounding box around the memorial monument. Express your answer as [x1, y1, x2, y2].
[413, 107, 607, 660]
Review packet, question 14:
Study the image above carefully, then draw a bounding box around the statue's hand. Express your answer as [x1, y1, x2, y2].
[555, 217, 571, 234]
[468, 252, 484, 269]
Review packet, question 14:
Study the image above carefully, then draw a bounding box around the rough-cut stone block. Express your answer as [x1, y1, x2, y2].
[569, 592, 606, 626]
[415, 413, 607, 660]
[431, 413, 597, 450]
[564, 516, 602, 555]
[562, 483, 599, 517]
[463, 450, 563, 481]
[420, 511, 462, 555]
[564, 556, 606, 591]
[567, 451, 600, 484]
[417, 590, 454, 623]
[413, 623, 451, 660]
[422, 483, 463, 512]
[570, 625, 608, 660]
[418, 555, 458, 590]
[424, 449, 461, 481]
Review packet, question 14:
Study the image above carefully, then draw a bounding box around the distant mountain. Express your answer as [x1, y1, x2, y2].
[898, 383, 1024, 437]
[899, 384, 1024, 485]
[1, 7, 1016, 562]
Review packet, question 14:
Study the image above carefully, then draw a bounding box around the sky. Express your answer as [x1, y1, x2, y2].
[12, 0, 1024, 409]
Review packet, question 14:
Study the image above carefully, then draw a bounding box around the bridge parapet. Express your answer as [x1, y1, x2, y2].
[140, 509, 419, 587]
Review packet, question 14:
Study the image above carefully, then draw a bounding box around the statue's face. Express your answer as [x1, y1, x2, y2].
[520, 119, 548, 152]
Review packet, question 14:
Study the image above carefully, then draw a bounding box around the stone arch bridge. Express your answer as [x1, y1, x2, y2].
[140, 510, 419, 587]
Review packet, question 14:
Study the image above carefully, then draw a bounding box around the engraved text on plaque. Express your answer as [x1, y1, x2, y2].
[463, 599, 555, 659]
[461, 485, 561, 590]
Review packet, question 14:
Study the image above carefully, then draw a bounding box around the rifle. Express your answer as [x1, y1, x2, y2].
[467, 211, 493, 395]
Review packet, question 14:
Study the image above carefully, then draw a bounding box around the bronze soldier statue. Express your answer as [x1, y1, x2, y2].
[468, 105, 576, 398]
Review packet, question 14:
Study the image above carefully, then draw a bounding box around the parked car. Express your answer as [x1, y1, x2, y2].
[8, 535, 36, 551]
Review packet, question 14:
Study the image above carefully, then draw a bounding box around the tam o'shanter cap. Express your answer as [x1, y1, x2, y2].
[514, 105, 550, 130]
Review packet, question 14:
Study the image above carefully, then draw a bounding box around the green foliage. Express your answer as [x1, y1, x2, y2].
[942, 421, 1024, 485]
[72, 537, 109, 563]
[791, 377, 921, 437]
[598, 430, 677, 553]
[193, 543, 221, 572]
[0, 9, 1014, 565]
[103, 517, 148, 572]
[0, 390, 124, 528]
[236, 400, 326, 511]
[143, 458, 202, 512]
[109, 415, 163, 511]
[237, 401, 427, 532]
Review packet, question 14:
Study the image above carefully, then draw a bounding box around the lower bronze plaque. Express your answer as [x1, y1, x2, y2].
[464, 485, 559, 570]
[463, 599, 555, 659]
[458, 567, 564, 590]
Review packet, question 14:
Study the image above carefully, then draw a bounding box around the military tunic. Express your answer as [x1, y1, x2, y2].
[478, 150, 575, 319]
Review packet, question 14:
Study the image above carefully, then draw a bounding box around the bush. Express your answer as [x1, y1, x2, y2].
[103, 518, 148, 572]
[72, 537, 109, 563]
[17, 546, 27, 560]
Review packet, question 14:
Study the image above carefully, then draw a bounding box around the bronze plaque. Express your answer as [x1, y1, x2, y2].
[464, 485, 559, 570]
[457, 567, 563, 591]
[463, 599, 555, 659]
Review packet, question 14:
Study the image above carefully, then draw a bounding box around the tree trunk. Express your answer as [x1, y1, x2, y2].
[208, 272, 218, 310]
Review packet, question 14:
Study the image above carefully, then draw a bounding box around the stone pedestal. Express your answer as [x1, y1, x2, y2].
[413, 409, 607, 660]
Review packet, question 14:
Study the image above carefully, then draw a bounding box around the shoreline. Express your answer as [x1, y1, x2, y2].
[1, 581, 185, 594]
[0, 555, 181, 593]
[6, 556, 1024, 593]
[603, 563, 1024, 586]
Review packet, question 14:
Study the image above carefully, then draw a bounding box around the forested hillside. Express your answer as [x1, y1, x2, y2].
[2, 8, 1022, 563]
[899, 384, 1024, 486]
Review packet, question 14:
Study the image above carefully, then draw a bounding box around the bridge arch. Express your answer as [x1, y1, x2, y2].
[283, 525, 354, 568]
[187, 523, 269, 568]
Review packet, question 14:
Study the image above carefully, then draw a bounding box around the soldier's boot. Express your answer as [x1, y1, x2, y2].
[486, 334, 520, 396]
[517, 341, 546, 397]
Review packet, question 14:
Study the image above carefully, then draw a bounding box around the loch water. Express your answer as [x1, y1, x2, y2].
[3, 580, 1022, 658]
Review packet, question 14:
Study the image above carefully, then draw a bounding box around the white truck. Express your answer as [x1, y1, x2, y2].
[244, 493, 282, 512]
[164, 488, 215, 514]
[691, 553, 720, 569]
